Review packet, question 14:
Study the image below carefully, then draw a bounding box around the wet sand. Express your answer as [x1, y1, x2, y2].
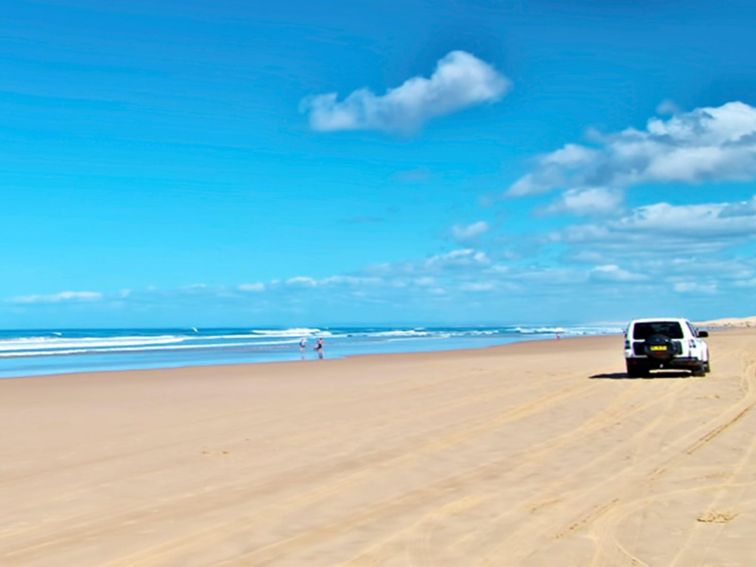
[1, 329, 755, 565]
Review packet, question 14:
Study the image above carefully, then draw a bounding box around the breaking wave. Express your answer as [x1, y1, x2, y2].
[0, 325, 621, 376]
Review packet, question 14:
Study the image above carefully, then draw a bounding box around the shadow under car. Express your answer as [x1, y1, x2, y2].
[590, 370, 694, 380]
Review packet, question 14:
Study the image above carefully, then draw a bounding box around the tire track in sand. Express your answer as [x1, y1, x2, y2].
[513, 344, 756, 566]
[13, 378, 593, 566]
[308, 378, 677, 566]
[0, 368, 568, 547]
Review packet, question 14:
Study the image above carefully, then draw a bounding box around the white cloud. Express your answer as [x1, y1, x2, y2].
[424, 248, 491, 269]
[302, 51, 510, 133]
[673, 282, 718, 294]
[9, 291, 103, 304]
[656, 99, 681, 115]
[285, 276, 319, 287]
[413, 277, 436, 287]
[460, 281, 496, 292]
[721, 194, 756, 217]
[508, 101, 756, 196]
[589, 264, 646, 282]
[515, 266, 586, 286]
[319, 275, 381, 286]
[451, 220, 490, 242]
[615, 200, 756, 238]
[543, 143, 597, 166]
[542, 187, 623, 216]
[556, 197, 756, 254]
[282, 275, 380, 288]
[238, 282, 266, 292]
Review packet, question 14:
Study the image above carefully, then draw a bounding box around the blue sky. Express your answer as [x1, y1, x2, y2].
[1, 0, 755, 328]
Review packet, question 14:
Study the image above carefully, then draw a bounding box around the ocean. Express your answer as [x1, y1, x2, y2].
[0, 325, 622, 378]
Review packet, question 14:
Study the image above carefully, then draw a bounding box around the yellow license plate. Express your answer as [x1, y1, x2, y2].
[650, 345, 667, 351]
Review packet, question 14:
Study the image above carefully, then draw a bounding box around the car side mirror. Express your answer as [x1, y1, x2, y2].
[697, 330, 709, 338]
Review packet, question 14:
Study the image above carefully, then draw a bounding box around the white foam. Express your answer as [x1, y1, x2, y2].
[367, 330, 432, 338]
[513, 326, 622, 336]
[449, 330, 499, 337]
[250, 328, 333, 338]
[0, 335, 186, 352]
[0, 338, 301, 358]
[514, 326, 566, 334]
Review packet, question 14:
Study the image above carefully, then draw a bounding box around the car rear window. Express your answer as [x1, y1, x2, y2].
[632, 322, 684, 340]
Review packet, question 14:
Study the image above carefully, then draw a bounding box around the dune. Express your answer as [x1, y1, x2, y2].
[697, 315, 756, 328]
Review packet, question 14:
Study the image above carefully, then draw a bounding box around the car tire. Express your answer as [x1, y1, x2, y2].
[626, 360, 648, 378]
[704, 360, 711, 373]
[692, 363, 706, 377]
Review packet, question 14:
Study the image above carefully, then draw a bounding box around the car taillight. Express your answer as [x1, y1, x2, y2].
[624, 340, 630, 349]
[689, 339, 696, 348]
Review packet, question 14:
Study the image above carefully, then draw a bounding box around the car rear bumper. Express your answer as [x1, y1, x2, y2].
[625, 355, 703, 369]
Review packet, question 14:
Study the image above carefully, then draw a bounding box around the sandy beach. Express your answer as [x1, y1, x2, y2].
[1, 329, 755, 566]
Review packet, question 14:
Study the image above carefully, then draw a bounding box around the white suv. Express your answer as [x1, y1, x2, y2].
[624, 318, 710, 377]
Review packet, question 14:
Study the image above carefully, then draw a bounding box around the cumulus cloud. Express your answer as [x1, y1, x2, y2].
[610, 199, 756, 238]
[424, 248, 491, 270]
[636, 201, 754, 237]
[460, 281, 496, 292]
[451, 220, 489, 242]
[555, 197, 756, 256]
[285, 276, 319, 287]
[318, 275, 381, 286]
[541, 187, 623, 216]
[589, 264, 646, 282]
[302, 51, 510, 133]
[508, 101, 756, 197]
[281, 275, 381, 289]
[238, 282, 266, 292]
[656, 99, 681, 115]
[413, 277, 436, 287]
[721, 194, 756, 218]
[9, 291, 103, 304]
[673, 282, 718, 294]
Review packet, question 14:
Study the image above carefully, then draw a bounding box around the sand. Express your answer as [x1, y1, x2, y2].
[1, 329, 755, 566]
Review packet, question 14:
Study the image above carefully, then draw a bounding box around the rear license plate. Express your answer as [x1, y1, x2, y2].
[650, 345, 667, 351]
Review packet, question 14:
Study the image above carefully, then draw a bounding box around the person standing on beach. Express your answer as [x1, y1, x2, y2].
[299, 337, 307, 358]
[314, 338, 324, 359]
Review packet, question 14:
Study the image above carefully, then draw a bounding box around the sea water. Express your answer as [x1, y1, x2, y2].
[0, 326, 622, 378]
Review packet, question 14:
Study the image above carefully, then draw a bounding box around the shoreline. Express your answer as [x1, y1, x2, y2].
[2, 316, 750, 381]
[2, 328, 754, 565]
[0, 331, 593, 381]
[0, 322, 745, 382]
[0, 332, 582, 382]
